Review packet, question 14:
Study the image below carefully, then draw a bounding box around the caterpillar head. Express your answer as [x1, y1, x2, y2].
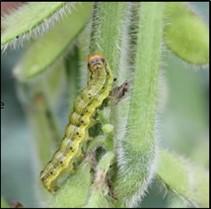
[87, 54, 106, 72]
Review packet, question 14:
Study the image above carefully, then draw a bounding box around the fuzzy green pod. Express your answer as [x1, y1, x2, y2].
[115, 3, 164, 207]
[51, 162, 92, 208]
[164, 3, 209, 65]
[84, 152, 114, 208]
[158, 149, 209, 208]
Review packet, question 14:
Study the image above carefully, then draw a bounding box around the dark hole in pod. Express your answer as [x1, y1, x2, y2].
[72, 161, 77, 170]
[88, 122, 102, 137]
[95, 146, 106, 162]
[99, 98, 109, 110]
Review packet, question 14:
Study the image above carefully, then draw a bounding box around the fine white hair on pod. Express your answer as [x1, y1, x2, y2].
[1, 2, 79, 52]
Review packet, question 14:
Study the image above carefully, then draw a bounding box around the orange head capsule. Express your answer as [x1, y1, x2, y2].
[87, 54, 106, 72]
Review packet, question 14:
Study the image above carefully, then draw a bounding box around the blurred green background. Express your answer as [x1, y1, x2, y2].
[1, 2, 209, 208]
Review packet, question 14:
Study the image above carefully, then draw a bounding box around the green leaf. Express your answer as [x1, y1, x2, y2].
[1, 2, 74, 49]
[158, 149, 209, 208]
[14, 3, 93, 81]
[164, 3, 209, 65]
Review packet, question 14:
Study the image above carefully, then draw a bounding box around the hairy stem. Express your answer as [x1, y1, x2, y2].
[115, 3, 164, 207]
[89, 2, 126, 76]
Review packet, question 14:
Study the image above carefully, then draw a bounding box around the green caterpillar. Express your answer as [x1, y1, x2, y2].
[40, 54, 113, 192]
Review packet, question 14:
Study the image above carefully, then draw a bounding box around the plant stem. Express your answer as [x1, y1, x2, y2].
[89, 2, 126, 76]
[115, 3, 164, 207]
